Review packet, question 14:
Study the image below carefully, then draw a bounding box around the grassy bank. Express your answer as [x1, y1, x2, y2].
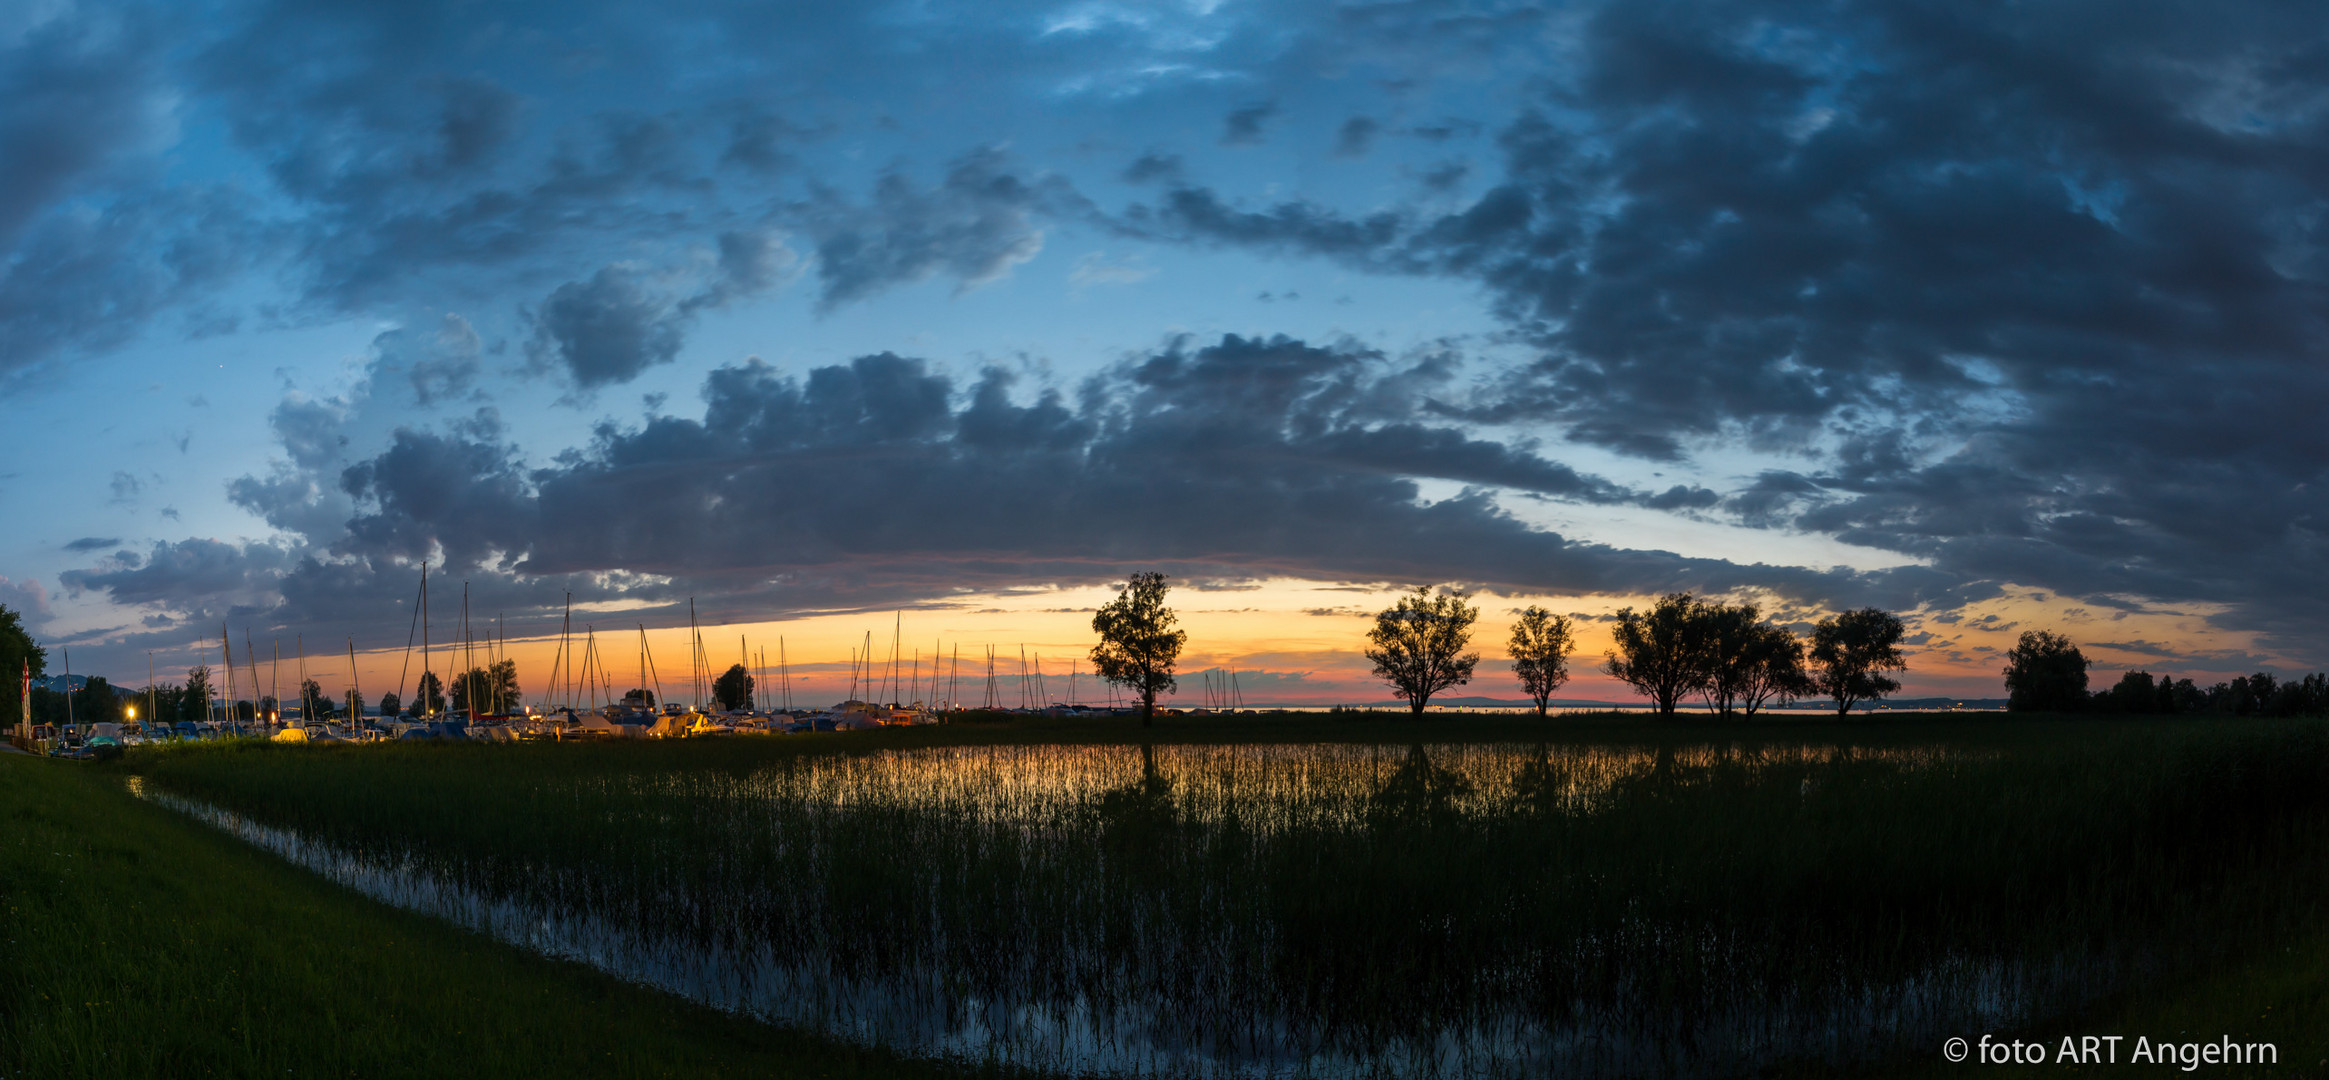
[0, 750, 966, 1079]
[120, 714, 2329, 1076]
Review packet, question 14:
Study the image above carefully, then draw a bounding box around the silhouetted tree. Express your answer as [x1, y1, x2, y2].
[2003, 630, 2087, 712]
[1605, 593, 1711, 717]
[78, 675, 122, 725]
[1736, 621, 1815, 716]
[1506, 606, 1575, 717]
[1091, 572, 1188, 728]
[180, 665, 212, 724]
[1365, 587, 1480, 715]
[713, 663, 754, 711]
[412, 671, 445, 716]
[299, 677, 328, 720]
[1810, 608, 1907, 715]
[377, 691, 401, 718]
[0, 602, 45, 734]
[345, 688, 365, 721]
[2094, 670, 2157, 713]
[1696, 602, 1764, 716]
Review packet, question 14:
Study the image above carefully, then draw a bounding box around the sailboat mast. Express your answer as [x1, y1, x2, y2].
[244, 631, 260, 724]
[348, 637, 361, 727]
[419, 562, 429, 716]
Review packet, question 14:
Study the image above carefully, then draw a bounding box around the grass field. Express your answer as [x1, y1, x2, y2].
[0, 747, 977, 1080]
[9, 712, 2329, 1077]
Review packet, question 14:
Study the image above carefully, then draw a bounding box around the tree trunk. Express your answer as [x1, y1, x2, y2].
[1141, 690, 1154, 728]
[1409, 696, 1427, 715]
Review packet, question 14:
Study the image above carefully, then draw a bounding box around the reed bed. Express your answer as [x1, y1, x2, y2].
[130, 718, 2329, 1078]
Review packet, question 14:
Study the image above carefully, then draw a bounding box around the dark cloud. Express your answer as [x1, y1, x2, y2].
[1417, 161, 1469, 191]
[1335, 116, 1380, 157]
[1087, 0, 2329, 660]
[1221, 101, 1279, 146]
[338, 409, 535, 570]
[0, 13, 166, 248]
[61, 539, 294, 609]
[809, 148, 1064, 309]
[527, 266, 687, 389]
[0, 186, 269, 382]
[1121, 153, 1184, 185]
[64, 537, 122, 553]
[495, 336, 1954, 623]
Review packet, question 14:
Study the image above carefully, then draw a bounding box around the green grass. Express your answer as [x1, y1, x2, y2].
[0, 749, 972, 1079]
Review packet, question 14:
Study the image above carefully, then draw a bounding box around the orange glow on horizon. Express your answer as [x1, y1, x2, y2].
[128, 579, 2280, 711]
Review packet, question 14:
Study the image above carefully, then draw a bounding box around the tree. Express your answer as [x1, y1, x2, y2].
[346, 688, 366, 721]
[486, 659, 518, 713]
[450, 668, 487, 714]
[452, 659, 521, 715]
[1735, 622, 1814, 716]
[1506, 606, 1575, 717]
[1696, 602, 1763, 716]
[377, 691, 402, 719]
[1604, 593, 1711, 717]
[413, 671, 445, 716]
[79, 676, 122, 725]
[180, 664, 212, 725]
[299, 677, 329, 721]
[1365, 586, 1480, 715]
[1090, 572, 1188, 728]
[2002, 630, 2088, 712]
[0, 602, 45, 734]
[2094, 670, 2157, 714]
[1809, 608, 1907, 715]
[712, 663, 754, 711]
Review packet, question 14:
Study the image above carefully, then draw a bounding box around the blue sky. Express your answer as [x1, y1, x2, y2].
[6, 0, 2328, 700]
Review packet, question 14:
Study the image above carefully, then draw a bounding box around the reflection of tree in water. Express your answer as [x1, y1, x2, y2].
[1369, 743, 1473, 826]
[1507, 743, 1572, 814]
[1096, 742, 1177, 854]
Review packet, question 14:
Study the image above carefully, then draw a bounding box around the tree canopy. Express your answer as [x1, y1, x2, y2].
[1506, 605, 1575, 717]
[0, 603, 44, 732]
[1604, 593, 1711, 717]
[1809, 608, 1908, 715]
[1091, 572, 1187, 727]
[1365, 587, 1480, 715]
[450, 660, 520, 715]
[712, 663, 755, 711]
[181, 665, 212, 725]
[412, 671, 446, 716]
[2003, 629, 2089, 712]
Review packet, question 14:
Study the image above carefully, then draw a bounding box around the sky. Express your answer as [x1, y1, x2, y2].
[4, 0, 2327, 707]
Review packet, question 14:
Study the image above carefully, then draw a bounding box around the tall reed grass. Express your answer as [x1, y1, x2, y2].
[131, 718, 2329, 1077]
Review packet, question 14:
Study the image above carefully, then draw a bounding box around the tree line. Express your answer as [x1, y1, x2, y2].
[1087, 577, 1910, 718]
[2003, 630, 2329, 716]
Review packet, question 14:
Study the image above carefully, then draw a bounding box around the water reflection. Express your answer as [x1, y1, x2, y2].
[134, 740, 2072, 1080]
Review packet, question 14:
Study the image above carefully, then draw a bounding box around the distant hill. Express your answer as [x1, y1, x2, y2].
[30, 674, 90, 693]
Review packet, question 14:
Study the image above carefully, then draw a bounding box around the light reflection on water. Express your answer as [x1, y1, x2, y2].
[132, 742, 2076, 1079]
[589, 742, 1973, 828]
